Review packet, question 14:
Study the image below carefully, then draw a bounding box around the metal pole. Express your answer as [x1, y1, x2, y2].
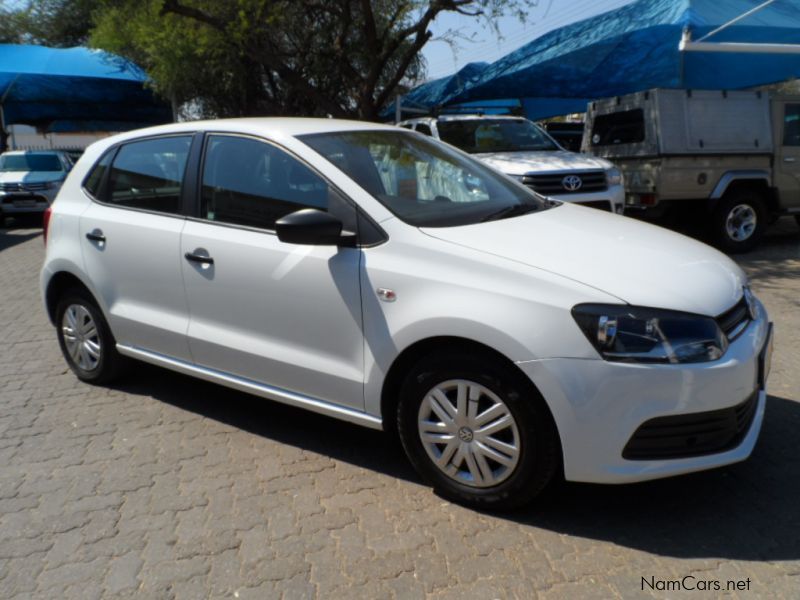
[696, 0, 777, 43]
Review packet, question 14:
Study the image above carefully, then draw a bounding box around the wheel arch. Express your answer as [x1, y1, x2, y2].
[709, 171, 775, 213]
[379, 336, 560, 444]
[44, 270, 98, 325]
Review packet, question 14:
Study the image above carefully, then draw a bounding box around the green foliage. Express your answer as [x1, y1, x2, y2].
[1, 0, 100, 47]
[90, 0, 521, 120]
[3, 0, 522, 120]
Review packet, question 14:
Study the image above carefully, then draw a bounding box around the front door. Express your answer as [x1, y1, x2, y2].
[180, 134, 365, 409]
[774, 101, 800, 210]
[80, 134, 194, 361]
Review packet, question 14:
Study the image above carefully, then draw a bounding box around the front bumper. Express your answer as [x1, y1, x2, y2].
[517, 305, 771, 484]
[0, 190, 54, 214]
[549, 183, 625, 214]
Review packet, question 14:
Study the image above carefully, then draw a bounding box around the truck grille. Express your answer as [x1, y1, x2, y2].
[622, 390, 758, 460]
[522, 171, 608, 195]
[0, 182, 50, 192]
[716, 296, 751, 341]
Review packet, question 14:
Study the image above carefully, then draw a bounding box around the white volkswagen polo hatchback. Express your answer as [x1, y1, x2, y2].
[41, 119, 773, 509]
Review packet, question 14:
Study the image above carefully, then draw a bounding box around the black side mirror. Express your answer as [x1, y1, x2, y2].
[275, 208, 356, 246]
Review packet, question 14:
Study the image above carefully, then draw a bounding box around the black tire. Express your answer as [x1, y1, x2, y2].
[710, 191, 767, 253]
[55, 288, 125, 384]
[396, 350, 560, 510]
[795, 215, 800, 229]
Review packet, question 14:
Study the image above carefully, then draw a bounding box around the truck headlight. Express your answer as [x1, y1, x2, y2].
[605, 168, 623, 186]
[572, 304, 727, 364]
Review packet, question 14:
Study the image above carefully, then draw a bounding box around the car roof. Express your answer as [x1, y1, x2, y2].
[101, 117, 399, 146]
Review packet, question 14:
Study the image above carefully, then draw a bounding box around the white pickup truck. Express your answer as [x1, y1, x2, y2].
[398, 114, 625, 214]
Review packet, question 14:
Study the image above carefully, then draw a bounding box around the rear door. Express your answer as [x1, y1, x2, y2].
[179, 133, 365, 409]
[80, 134, 194, 360]
[774, 101, 800, 210]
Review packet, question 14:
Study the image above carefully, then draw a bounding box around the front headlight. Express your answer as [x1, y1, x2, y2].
[572, 304, 728, 364]
[605, 168, 623, 186]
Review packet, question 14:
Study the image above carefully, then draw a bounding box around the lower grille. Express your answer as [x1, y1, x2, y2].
[522, 171, 608, 195]
[622, 391, 758, 460]
[0, 182, 50, 192]
[577, 200, 612, 211]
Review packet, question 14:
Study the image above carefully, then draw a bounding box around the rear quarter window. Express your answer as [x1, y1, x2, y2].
[83, 151, 114, 198]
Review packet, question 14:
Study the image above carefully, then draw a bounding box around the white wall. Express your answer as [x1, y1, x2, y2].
[8, 125, 116, 151]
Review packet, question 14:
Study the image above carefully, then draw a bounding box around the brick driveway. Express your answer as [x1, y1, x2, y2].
[1, 218, 799, 599]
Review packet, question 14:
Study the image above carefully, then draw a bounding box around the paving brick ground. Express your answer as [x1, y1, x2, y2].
[1, 217, 799, 599]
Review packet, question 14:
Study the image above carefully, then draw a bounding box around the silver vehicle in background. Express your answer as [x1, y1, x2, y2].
[0, 150, 72, 224]
[399, 115, 625, 214]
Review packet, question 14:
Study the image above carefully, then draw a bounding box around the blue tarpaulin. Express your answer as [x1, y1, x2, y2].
[0, 44, 172, 132]
[404, 0, 800, 120]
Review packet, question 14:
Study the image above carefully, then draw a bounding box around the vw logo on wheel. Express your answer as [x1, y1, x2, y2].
[562, 175, 583, 191]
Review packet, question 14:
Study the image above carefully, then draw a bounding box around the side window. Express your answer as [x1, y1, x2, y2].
[105, 136, 192, 213]
[416, 123, 433, 136]
[591, 109, 645, 146]
[201, 135, 329, 230]
[83, 150, 114, 197]
[783, 104, 800, 146]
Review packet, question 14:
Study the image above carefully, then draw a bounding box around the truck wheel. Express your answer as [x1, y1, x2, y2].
[710, 192, 767, 253]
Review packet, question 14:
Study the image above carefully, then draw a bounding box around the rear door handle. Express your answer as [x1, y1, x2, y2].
[184, 251, 214, 265]
[85, 230, 106, 243]
[784, 156, 796, 163]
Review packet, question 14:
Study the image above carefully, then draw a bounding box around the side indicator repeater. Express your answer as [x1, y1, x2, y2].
[377, 288, 397, 302]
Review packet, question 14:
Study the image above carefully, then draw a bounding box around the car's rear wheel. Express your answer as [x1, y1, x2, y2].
[397, 351, 559, 510]
[55, 289, 124, 384]
[710, 191, 767, 253]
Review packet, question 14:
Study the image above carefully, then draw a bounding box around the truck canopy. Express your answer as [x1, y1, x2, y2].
[583, 89, 774, 158]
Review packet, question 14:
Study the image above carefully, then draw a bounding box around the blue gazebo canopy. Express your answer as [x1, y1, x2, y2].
[404, 0, 800, 120]
[0, 44, 172, 132]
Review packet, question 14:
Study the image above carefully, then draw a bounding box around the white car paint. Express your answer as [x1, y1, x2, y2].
[41, 117, 770, 487]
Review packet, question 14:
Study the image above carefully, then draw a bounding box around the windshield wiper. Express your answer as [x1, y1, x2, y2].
[481, 203, 539, 222]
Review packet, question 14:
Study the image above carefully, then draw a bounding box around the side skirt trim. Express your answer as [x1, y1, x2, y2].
[116, 344, 383, 430]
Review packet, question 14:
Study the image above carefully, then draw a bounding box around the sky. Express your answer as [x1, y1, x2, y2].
[421, 0, 636, 81]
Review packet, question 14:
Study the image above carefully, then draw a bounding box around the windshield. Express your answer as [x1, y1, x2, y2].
[0, 153, 64, 172]
[299, 129, 550, 227]
[436, 119, 558, 154]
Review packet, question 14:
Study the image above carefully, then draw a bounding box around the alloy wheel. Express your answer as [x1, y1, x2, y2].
[725, 204, 757, 242]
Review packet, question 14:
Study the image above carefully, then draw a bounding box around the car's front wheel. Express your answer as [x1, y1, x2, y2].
[55, 289, 125, 384]
[397, 351, 559, 510]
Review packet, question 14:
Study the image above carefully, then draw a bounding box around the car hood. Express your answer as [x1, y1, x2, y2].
[0, 171, 64, 184]
[473, 150, 611, 176]
[420, 204, 745, 316]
